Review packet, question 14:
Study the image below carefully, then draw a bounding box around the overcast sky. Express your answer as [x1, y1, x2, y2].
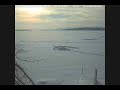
[15, 5, 105, 30]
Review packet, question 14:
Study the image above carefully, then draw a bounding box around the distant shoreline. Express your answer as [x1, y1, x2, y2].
[15, 27, 105, 31]
[63, 27, 105, 31]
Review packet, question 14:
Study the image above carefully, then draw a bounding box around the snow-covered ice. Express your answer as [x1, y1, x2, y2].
[15, 30, 105, 85]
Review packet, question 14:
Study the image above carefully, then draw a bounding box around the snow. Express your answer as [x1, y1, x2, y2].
[15, 30, 105, 85]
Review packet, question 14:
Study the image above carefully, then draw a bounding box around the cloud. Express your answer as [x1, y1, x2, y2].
[15, 5, 105, 30]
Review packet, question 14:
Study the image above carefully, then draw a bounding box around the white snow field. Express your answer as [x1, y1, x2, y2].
[15, 30, 105, 85]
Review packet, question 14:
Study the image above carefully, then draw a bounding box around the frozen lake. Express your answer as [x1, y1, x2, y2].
[15, 30, 105, 85]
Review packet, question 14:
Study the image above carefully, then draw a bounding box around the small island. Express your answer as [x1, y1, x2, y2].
[15, 29, 32, 31]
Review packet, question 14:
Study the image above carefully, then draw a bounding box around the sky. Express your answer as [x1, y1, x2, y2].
[15, 5, 105, 30]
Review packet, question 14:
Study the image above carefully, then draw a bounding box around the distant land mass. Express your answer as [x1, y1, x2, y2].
[15, 29, 32, 31]
[63, 27, 105, 31]
[15, 27, 105, 31]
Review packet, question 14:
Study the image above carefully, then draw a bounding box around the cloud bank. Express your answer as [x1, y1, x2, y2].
[15, 5, 105, 30]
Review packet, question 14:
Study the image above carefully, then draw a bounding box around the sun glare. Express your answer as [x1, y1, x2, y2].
[19, 6, 45, 16]
[16, 6, 51, 23]
[29, 8, 43, 15]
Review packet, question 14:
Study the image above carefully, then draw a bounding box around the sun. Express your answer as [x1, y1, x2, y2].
[16, 5, 52, 23]
[24, 7, 44, 16]
[17, 6, 46, 16]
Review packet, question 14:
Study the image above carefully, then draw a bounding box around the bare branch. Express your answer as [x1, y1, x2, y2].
[15, 62, 35, 85]
[15, 43, 42, 85]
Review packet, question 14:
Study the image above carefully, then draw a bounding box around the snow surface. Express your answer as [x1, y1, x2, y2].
[15, 30, 105, 85]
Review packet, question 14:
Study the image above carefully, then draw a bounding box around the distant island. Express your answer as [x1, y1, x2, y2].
[63, 27, 105, 31]
[15, 29, 32, 31]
